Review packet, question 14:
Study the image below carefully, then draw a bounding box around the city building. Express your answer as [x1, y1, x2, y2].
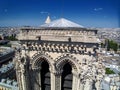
[14, 17, 105, 90]
[102, 74, 120, 90]
[0, 79, 18, 90]
[0, 47, 17, 90]
[0, 47, 14, 65]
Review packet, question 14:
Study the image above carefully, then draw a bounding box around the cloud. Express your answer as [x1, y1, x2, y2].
[94, 8, 103, 11]
[40, 11, 49, 14]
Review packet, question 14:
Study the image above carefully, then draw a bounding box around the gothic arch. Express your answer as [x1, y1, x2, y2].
[55, 54, 79, 72]
[31, 51, 54, 71]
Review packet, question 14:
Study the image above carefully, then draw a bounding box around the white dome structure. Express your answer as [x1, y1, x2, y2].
[41, 18, 83, 28]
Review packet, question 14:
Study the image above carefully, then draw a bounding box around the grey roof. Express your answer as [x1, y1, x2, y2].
[0, 79, 18, 90]
[0, 63, 14, 73]
[0, 47, 14, 57]
[41, 18, 83, 28]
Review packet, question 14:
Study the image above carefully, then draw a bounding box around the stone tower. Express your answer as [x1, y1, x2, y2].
[14, 18, 105, 90]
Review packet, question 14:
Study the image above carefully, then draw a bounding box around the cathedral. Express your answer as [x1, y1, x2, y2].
[14, 16, 105, 90]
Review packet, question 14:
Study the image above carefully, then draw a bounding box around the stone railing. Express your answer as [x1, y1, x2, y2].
[22, 41, 98, 55]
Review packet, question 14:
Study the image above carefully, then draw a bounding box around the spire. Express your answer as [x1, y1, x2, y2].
[45, 16, 51, 24]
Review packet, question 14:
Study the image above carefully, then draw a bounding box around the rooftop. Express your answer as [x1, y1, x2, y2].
[0, 47, 14, 57]
[41, 18, 83, 28]
[0, 79, 18, 90]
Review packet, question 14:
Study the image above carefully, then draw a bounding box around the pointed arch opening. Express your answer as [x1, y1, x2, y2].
[32, 55, 53, 90]
[41, 60, 51, 90]
[62, 63, 73, 90]
[55, 55, 80, 90]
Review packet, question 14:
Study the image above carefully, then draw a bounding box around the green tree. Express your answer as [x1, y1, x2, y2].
[5, 35, 18, 41]
[106, 39, 118, 52]
[105, 68, 115, 74]
[110, 40, 118, 52]
[117, 44, 120, 51]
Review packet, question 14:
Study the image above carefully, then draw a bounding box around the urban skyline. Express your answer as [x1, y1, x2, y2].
[0, 0, 120, 28]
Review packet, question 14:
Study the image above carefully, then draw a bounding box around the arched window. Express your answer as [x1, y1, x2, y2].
[41, 61, 51, 90]
[62, 63, 73, 90]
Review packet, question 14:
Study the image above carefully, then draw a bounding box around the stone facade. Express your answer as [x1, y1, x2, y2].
[14, 27, 105, 90]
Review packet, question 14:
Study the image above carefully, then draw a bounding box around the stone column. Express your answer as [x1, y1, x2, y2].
[95, 80, 101, 90]
[38, 69, 41, 90]
[19, 66, 31, 90]
[79, 82, 84, 90]
[51, 72, 55, 90]
[24, 71, 31, 90]
[21, 69, 27, 90]
[84, 79, 93, 90]
[55, 73, 62, 90]
[77, 76, 83, 90]
[14, 50, 24, 90]
[50, 70, 62, 90]
[17, 70, 23, 90]
[33, 68, 41, 90]
[72, 70, 79, 90]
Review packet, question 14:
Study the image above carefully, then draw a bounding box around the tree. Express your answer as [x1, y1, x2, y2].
[110, 40, 118, 52]
[5, 35, 18, 41]
[118, 44, 120, 49]
[105, 68, 115, 74]
[106, 39, 118, 52]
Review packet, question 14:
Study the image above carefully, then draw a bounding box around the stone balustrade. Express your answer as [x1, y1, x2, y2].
[22, 41, 98, 55]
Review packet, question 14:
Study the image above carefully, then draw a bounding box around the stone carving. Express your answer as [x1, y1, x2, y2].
[15, 26, 105, 90]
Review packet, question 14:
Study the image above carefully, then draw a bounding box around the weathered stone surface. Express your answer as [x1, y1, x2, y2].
[14, 26, 105, 90]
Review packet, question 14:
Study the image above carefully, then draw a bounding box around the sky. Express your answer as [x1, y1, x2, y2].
[0, 0, 120, 28]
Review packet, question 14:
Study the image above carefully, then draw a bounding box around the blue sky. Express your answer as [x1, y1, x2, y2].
[0, 0, 119, 28]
